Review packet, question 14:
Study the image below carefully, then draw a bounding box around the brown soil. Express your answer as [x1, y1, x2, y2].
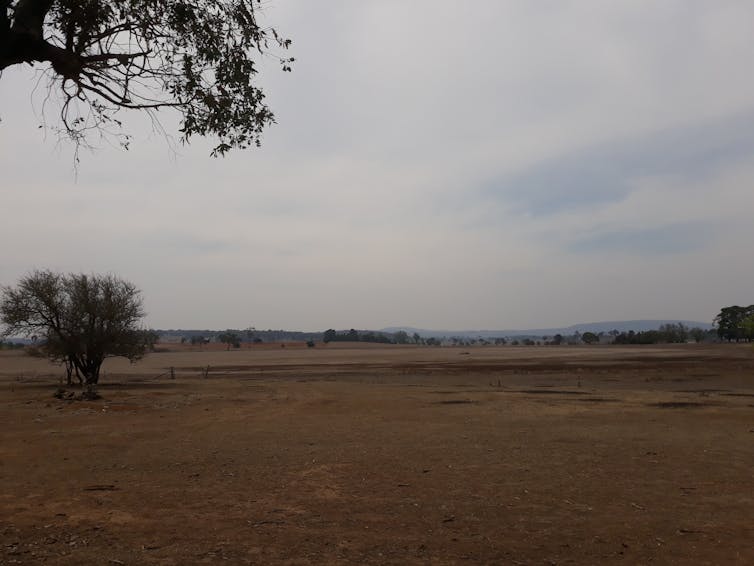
[1, 343, 753, 565]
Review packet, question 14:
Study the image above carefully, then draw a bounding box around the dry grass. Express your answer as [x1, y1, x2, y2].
[1, 343, 753, 564]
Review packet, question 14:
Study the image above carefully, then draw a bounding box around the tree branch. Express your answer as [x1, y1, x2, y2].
[78, 81, 180, 109]
[0, 0, 292, 156]
[82, 50, 150, 64]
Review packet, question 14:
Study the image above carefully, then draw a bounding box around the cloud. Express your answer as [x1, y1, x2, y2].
[567, 222, 715, 255]
[478, 109, 754, 216]
[3, 1, 754, 329]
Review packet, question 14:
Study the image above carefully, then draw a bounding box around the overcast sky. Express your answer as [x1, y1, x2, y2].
[2, 1, 754, 331]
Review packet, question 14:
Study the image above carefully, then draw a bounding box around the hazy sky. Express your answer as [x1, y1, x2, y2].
[2, 1, 754, 331]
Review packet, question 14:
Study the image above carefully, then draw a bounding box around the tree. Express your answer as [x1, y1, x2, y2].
[581, 331, 599, 345]
[714, 305, 754, 342]
[190, 334, 207, 349]
[244, 326, 256, 348]
[689, 327, 707, 343]
[218, 330, 240, 350]
[0, 0, 293, 156]
[658, 323, 689, 343]
[393, 330, 409, 345]
[0, 270, 150, 395]
[742, 315, 754, 342]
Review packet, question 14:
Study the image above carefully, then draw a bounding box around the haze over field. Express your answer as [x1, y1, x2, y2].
[2, 1, 754, 331]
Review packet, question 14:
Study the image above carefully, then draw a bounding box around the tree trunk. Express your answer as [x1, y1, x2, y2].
[80, 362, 102, 400]
[81, 381, 100, 400]
[0, 0, 84, 77]
[85, 363, 101, 385]
[73, 357, 102, 388]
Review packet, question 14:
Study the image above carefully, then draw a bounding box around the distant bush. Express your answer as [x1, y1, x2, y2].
[323, 328, 394, 344]
[218, 331, 241, 350]
[611, 323, 704, 344]
[581, 332, 599, 345]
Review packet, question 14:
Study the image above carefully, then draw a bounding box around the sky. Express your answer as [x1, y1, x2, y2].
[2, 0, 754, 331]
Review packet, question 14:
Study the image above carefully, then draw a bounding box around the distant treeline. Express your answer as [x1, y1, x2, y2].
[324, 329, 404, 344]
[323, 329, 447, 345]
[155, 307, 754, 347]
[610, 323, 713, 345]
[159, 329, 323, 344]
[610, 307, 754, 344]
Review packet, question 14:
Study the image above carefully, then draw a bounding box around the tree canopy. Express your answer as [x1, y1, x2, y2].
[0, 0, 292, 155]
[218, 330, 240, 350]
[0, 270, 152, 391]
[581, 331, 599, 345]
[714, 305, 754, 342]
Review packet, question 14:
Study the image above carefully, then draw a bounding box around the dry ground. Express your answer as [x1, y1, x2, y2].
[1, 343, 753, 565]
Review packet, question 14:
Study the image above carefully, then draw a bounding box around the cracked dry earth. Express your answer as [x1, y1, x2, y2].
[1, 343, 753, 565]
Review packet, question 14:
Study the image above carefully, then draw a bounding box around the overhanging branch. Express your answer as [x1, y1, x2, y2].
[1, 0, 292, 156]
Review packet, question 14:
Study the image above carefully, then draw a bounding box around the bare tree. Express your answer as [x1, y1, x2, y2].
[0, 1, 293, 156]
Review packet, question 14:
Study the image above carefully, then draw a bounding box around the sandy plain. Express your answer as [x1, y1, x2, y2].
[1, 342, 753, 565]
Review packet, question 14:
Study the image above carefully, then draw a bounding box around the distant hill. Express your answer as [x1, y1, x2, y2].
[381, 320, 714, 339]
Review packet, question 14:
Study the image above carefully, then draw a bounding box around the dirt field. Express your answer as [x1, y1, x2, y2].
[1, 343, 753, 565]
